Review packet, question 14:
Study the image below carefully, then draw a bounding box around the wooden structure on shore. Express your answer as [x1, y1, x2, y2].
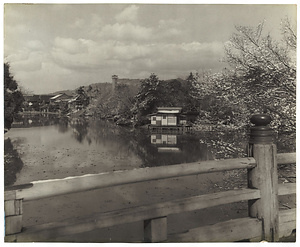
[4, 114, 296, 242]
[148, 107, 192, 132]
[148, 124, 192, 133]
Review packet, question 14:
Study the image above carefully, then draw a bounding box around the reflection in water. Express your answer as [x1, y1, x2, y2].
[13, 113, 61, 127]
[151, 134, 180, 153]
[151, 134, 177, 145]
[12, 115, 295, 170]
[69, 118, 89, 144]
[13, 116, 214, 168]
[57, 118, 69, 133]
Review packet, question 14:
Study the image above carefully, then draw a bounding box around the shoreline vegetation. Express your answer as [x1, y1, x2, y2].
[4, 138, 24, 186]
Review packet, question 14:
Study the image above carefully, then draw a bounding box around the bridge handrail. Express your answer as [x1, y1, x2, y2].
[5, 188, 261, 242]
[5, 157, 256, 201]
[277, 152, 296, 165]
[5, 152, 295, 202]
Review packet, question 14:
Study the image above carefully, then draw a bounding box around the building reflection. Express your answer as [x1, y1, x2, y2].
[151, 134, 181, 153]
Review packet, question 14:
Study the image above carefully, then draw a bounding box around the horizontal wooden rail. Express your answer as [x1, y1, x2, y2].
[278, 208, 296, 239]
[6, 157, 256, 201]
[5, 188, 260, 242]
[277, 153, 296, 165]
[169, 208, 296, 242]
[278, 183, 296, 196]
[169, 217, 263, 242]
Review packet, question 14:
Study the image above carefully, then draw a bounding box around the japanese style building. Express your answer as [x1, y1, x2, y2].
[148, 107, 191, 132]
[150, 107, 183, 126]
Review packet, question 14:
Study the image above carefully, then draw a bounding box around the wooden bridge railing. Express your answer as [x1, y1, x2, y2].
[4, 114, 296, 242]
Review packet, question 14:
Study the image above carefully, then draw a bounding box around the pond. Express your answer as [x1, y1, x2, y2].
[6, 113, 295, 186]
[7, 114, 216, 185]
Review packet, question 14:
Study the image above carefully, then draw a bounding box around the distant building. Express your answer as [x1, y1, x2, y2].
[112, 75, 118, 90]
[50, 93, 72, 103]
[23, 94, 55, 111]
[68, 94, 89, 111]
[111, 75, 141, 91]
[49, 93, 73, 112]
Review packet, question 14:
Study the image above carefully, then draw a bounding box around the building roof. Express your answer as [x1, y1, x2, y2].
[157, 107, 182, 114]
[68, 95, 78, 103]
[50, 94, 64, 100]
[50, 93, 73, 101]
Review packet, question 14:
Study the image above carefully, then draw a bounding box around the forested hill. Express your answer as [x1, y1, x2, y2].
[81, 76, 199, 126]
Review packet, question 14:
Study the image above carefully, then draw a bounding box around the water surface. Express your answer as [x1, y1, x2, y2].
[7, 115, 215, 185]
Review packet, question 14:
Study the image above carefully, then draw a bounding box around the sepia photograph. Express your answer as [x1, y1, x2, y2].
[2, 1, 297, 244]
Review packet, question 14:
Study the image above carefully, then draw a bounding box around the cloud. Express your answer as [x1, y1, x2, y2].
[126, 41, 225, 77]
[6, 4, 253, 94]
[158, 18, 185, 29]
[12, 53, 44, 72]
[51, 38, 153, 71]
[69, 14, 103, 36]
[15, 62, 81, 93]
[150, 18, 186, 42]
[5, 45, 48, 73]
[49, 34, 224, 81]
[181, 41, 224, 53]
[115, 5, 139, 23]
[26, 40, 45, 51]
[53, 37, 89, 54]
[98, 22, 153, 41]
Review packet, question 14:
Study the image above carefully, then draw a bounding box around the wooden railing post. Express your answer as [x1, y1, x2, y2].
[144, 217, 167, 242]
[4, 190, 23, 235]
[247, 114, 279, 242]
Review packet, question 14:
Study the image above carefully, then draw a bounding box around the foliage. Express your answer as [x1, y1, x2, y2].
[4, 63, 24, 130]
[133, 73, 199, 124]
[133, 73, 160, 120]
[114, 84, 136, 119]
[223, 20, 296, 132]
[86, 82, 138, 125]
[192, 19, 296, 133]
[76, 86, 90, 107]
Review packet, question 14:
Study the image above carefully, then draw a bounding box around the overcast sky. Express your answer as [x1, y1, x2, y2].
[3, 3, 297, 94]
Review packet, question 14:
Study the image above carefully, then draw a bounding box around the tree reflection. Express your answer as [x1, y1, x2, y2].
[57, 118, 69, 133]
[13, 113, 60, 128]
[56, 118, 295, 168]
[69, 118, 89, 143]
[84, 119, 214, 167]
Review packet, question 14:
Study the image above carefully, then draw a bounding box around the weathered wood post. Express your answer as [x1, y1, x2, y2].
[144, 217, 167, 242]
[247, 114, 279, 241]
[4, 190, 23, 236]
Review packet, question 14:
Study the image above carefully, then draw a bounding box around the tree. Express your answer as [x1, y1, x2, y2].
[224, 19, 296, 132]
[192, 19, 296, 132]
[133, 73, 160, 121]
[4, 63, 24, 130]
[76, 86, 90, 107]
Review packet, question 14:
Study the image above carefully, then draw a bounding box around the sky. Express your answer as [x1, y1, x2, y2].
[3, 2, 297, 94]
